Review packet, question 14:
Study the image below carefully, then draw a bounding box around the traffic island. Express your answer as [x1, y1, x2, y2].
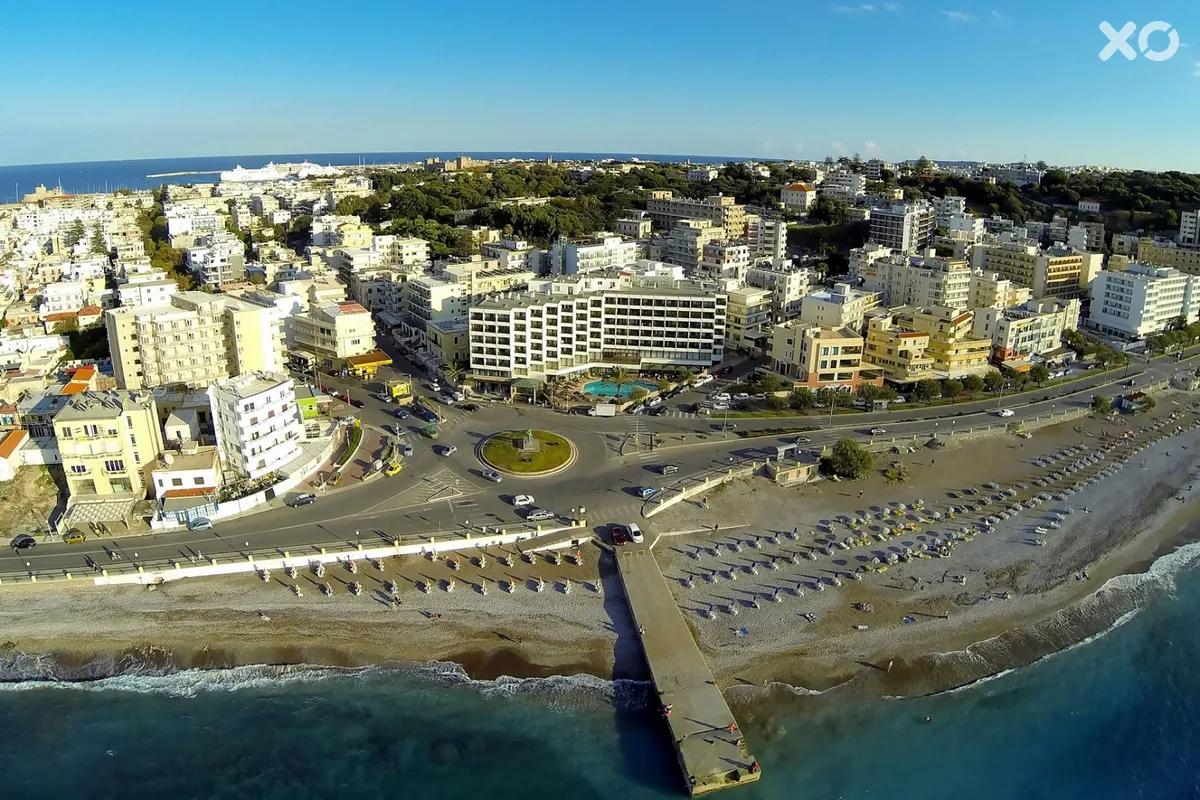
[479, 430, 576, 476]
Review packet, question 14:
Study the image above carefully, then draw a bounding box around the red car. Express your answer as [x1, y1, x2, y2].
[338, 392, 364, 408]
[611, 525, 631, 546]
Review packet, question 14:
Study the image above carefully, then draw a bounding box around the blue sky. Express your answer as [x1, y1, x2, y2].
[2, 0, 1197, 169]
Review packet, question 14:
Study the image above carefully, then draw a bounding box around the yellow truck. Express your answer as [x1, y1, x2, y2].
[384, 378, 414, 405]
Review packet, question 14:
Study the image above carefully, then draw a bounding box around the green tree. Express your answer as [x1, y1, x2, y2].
[63, 220, 86, 248]
[441, 363, 461, 386]
[816, 386, 838, 409]
[789, 388, 815, 410]
[52, 317, 80, 335]
[757, 373, 783, 394]
[915, 378, 941, 404]
[825, 438, 874, 480]
[1091, 395, 1112, 414]
[1029, 363, 1051, 386]
[983, 369, 1005, 393]
[629, 387, 648, 404]
[608, 367, 632, 400]
[656, 378, 672, 394]
[673, 367, 693, 386]
[766, 394, 787, 411]
[89, 224, 108, 256]
[941, 379, 964, 402]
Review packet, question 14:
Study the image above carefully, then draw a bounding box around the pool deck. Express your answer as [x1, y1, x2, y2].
[614, 543, 761, 796]
[583, 381, 658, 398]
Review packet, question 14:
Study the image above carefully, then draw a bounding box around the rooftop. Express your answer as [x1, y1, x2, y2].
[211, 371, 292, 399]
[55, 390, 156, 422]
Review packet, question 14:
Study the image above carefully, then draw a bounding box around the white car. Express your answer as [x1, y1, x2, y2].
[732, 393, 750, 401]
[892, 396, 907, 404]
[712, 392, 731, 402]
[870, 427, 887, 435]
[646, 396, 663, 407]
[512, 494, 536, 507]
[996, 408, 1015, 418]
[711, 403, 730, 411]
[694, 374, 714, 386]
[452, 390, 465, 402]
[429, 382, 441, 393]
[627, 523, 645, 544]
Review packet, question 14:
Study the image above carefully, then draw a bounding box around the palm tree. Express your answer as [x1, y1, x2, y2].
[547, 377, 572, 411]
[656, 377, 672, 394]
[608, 367, 632, 400]
[441, 363, 461, 388]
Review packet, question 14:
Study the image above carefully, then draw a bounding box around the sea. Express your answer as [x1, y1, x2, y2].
[0, 152, 747, 201]
[2, 541, 1199, 799]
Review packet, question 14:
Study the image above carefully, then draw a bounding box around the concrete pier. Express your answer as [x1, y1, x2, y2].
[615, 546, 761, 795]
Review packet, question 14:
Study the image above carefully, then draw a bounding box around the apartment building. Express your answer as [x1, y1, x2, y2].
[687, 167, 719, 182]
[1067, 222, 1105, 253]
[863, 313, 935, 384]
[725, 286, 771, 348]
[868, 203, 935, 253]
[943, 213, 984, 243]
[768, 321, 879, 392]
[107, 292, 285, 390]
[645, 191, 747, 237]
[468, 279, 727, 385]
[1137, 238, 1200, 276]
[747, 216, 788, 261]
[665, 219, 726, 272]
[41, 280, 87, 315]
[549, 235, 641, 275]
[1088, 262, 1200, 340]
[208, 371, 304, 481]
[780, 182, 816, 211]
[848, 243, 893, 279]
[615, 217, 652, 239]
[1179, 211, 1200, 247]
[971, 298, 1080, 363]
[857, 254, 971, 309]
[932, 196, 967, 228]
[890, 306, 991, 378]
[698, 241, 750, 282]
[1111, 233, 1140, 258]
[799, 283, 881, 332]
[970, 242, 1102, 300]
[116, 273, 178, 307]
[745, 261, 811, 321]
[185, 233, 246, 288]
[968, 270, 1034, 310]
[865, 159, 890, 181]
[310, 215, 366, 247]
[54, 390, 164, 499]
[290, 301, 376, 366]
[480, 238, 541, 272]
[819, 171, 866, 201]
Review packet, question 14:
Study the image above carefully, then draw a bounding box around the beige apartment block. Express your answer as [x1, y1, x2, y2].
[798, 283, 881, 332]
[1137, 238, 1200, 276]
[890, 305, 991, 378]
[768, 320, 881, 392]
[290, 301, 376, 366]
[864, 314, 936, 384]
[968, 270, 1035, 310]
[971, 242, 1101, 300]
[646, 191, 747, 237]
[107, 292, 285, 390]
[725, 286, 772, 348]
[55, 390, 165, 499]
[665, 219, 726, 272]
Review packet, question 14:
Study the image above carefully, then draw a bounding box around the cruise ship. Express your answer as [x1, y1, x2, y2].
[219, 161, 342, 182]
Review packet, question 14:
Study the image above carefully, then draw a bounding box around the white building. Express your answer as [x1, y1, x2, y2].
[687, 167, 719, 182]
[868, 203, 935, 253]
[745, 261, 812, 321]
[865, 159, 890, 181]
[480, 238, 541, 272]
[972, 298, 1080, 362]
[858, 254, 972, 309]
[41, 280, 87, 315]
[208, 371, 304, 481]
[549, 235, 640, 275]
[1088, 262, 1200, 340]
[747, 216, 788, 261]
[185, 233, 246, 287]
[1179, 211, 1200, 247]
[698, 241, 750, 282]
[932, 196, 967, 228]
[819, 171, 866, 201]
[117, 273, 178, 307]
[943, 213, 984, 242]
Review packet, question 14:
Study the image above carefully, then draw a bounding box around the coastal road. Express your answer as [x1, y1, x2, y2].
[4, 353, 1195, 582]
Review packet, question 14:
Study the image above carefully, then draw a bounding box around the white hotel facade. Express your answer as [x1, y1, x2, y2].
[468, 277, 727, 385]
[207, 371, 305, 481]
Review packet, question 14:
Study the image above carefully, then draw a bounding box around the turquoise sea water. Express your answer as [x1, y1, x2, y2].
[2, 545, 1199, 800]
[583, 380, 659, 398]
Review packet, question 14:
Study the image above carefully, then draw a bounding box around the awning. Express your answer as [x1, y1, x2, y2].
[345, 349, 393, 369]
[512, 378, 543, 390]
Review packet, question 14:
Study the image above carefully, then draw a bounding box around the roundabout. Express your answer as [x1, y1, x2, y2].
[478, 429, 577, 477]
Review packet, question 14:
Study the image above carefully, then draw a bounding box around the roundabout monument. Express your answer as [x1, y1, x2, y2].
[479, 428, 576, 476]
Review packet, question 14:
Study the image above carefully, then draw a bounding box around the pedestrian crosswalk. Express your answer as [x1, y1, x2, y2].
[410, 469, 475, 505]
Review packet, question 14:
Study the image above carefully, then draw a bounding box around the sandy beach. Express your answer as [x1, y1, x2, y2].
[2, 396, 1199, 703]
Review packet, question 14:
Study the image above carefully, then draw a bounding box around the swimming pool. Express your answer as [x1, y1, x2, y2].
[582, 380, 658, 398]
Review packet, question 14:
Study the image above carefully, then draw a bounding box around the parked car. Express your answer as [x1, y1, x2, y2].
[732, 393, 750, 401]
[634, 486, 658, 499]
[627, 523, 645, 544]
[524, 507, 556, 522]
[995, 408, 1015, 418]
[649, 406, 668, 416]
[372, 392, 391, 403]
[482, 469, 503, 483]
[711, 403, 730, 411]
[439, 445, 458, 456]
[452, 391, 465, 402]
[290, 493, 317, 507]
[646, 396, 663, 408]
[512, 494, 536, 507]
[63, 528, 86, 544]
[870, 427, 887, 435]
[10, 535, 36, 550]
[892, 396, 907, 404]
[399, 444, 414, 457]
[628, 404, 644, 415]
[460, 403, 479, 412]
[392, 407, 410, 419]
[712, 392, 731, 402]
[694, 374, 714, 386]
[659, 464, 679, 475]
[611, 523, 644, 545]
[187, 517, 214, 531]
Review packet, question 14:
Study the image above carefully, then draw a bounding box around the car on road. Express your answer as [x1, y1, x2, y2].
[187, 517, 213, 532]
[648, 406, 668, 416]
[732, 393, 750, 401]
[995, 408, 1015, 418]
[870, 427, 887, 435]
[793, 436, 812, 444]
[633, 486, 658, 499]
[414, 406, 438, 423]
[372, 392, 392, 403]
[439, 445, 458, 456]
[420, 424, 439, 439]
[627, 404, 644, 415]
[646, 396, 663, 408]
[460, 403, 479, 412]
[429, 381, 441, 393]
[512, 494, 536, 507]
[399, 443, 414, 457]
[63, 528, 86, 544]
[712, 392, 731, 402]
[694, 374, 714, 386]
[338, 392, 364, 408]
[385, 462, 404, 477]
[290, 493, 317, 507]
[658, 464, 678, 475]
[524, 507, 556, 522]
[711, 403, 730, 411]
[716, 422, 737, 431]
[611, 522, 644, 545]
[392, 407, 410, 419]
[482, 469, 503, 483]
[452, 391, 465, 402]
[10, 535, 35, 550]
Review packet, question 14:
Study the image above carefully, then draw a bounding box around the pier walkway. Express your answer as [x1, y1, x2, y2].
[615, 545, 760, 795]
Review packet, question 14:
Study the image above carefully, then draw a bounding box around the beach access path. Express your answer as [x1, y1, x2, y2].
[616, 544, 760, 795]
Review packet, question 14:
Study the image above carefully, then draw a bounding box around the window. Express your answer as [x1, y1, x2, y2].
[61, 427, 72, 437]
[194, 477, 205, 486]
[171, 477, 184, 487]
[69, 464, 88, 474]
[104, 459, 125, 473]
